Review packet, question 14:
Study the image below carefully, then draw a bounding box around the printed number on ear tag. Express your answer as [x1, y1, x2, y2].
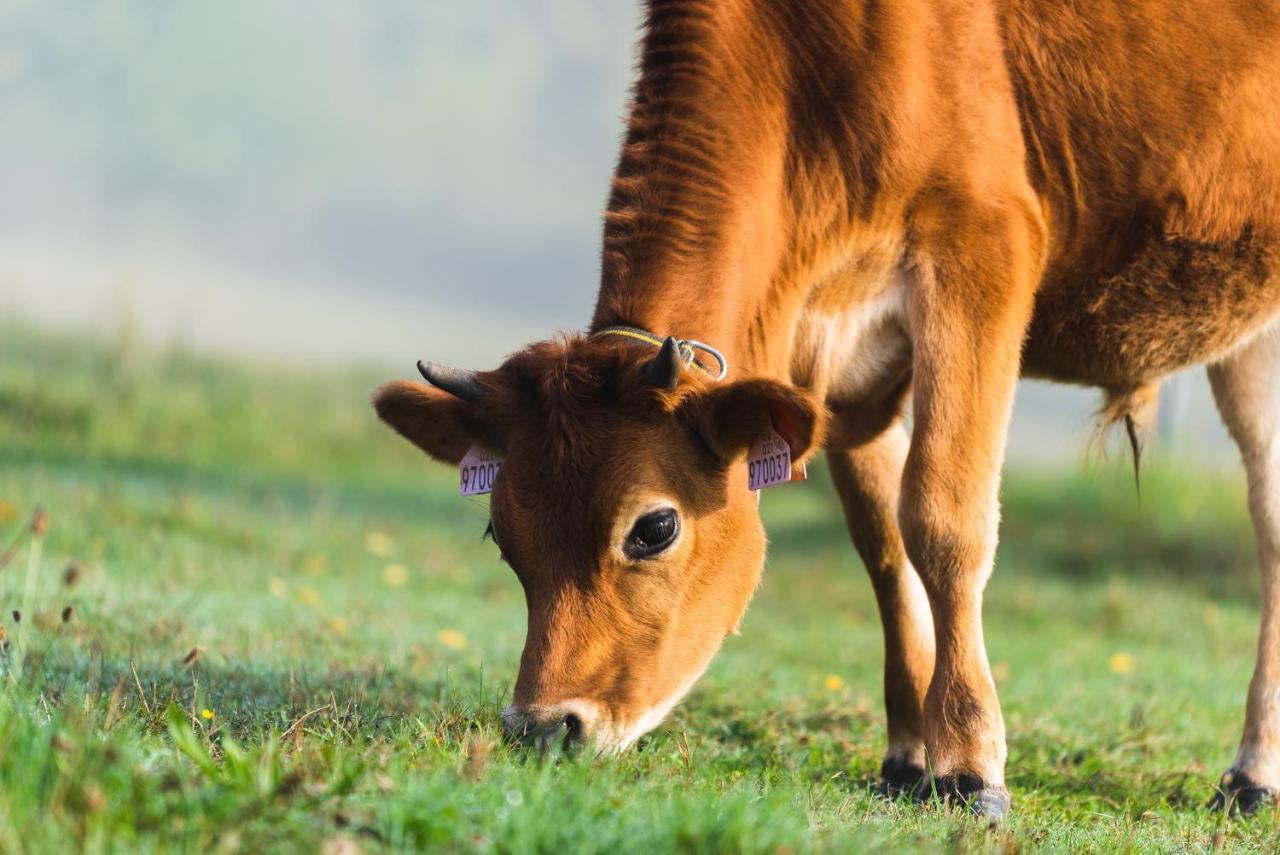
[459, 447, 502, 497]
[748, 430, 803, 491]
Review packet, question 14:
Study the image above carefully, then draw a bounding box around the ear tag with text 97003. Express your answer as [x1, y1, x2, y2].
[747, 430, 805, 491]
[459, 446, 502, 497]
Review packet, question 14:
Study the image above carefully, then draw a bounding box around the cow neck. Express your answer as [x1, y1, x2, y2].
[587, 2, 849, 383]
[587, 117, 801, 379]
[590, 275, 795, 382]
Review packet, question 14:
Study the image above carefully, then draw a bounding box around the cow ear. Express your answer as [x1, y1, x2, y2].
[373, 380, 487, 465]
[688, 379, 824, 463]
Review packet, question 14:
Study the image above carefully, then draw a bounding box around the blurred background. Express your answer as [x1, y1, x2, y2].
[0, 0, 1237, 467]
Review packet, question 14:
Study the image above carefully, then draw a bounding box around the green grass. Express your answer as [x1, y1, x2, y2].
[1, 321, 1277, 852]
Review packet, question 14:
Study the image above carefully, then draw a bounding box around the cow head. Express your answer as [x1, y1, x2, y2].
[373, 335, 821, 753]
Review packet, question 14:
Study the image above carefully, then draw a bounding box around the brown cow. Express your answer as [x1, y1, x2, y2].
[376, 0, 1280, 818]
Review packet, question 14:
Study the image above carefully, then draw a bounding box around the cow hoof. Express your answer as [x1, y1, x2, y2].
[918, 774, 1011, 820]
[878, 754, 926, 797]
[1209, 769, 1276, 816]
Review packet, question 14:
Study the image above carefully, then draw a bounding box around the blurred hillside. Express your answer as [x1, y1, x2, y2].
[0, 2, 634, 329]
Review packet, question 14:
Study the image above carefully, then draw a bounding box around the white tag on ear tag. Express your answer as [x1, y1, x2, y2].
[747, 430, 793, 491]
[459, 446, 502, 497]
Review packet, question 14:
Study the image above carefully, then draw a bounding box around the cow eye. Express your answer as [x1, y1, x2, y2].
[624, 508, 680, 560]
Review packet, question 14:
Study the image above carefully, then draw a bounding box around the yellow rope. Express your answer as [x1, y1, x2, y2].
[592, 326, 727, 379]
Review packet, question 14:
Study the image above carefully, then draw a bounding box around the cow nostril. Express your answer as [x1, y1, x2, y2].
[502, 711, 535, 745]
[506, 709, 587, 755]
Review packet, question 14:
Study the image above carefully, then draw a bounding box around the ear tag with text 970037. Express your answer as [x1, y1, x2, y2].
[748, 430, 805, 491]
[459, 446, 502, 497]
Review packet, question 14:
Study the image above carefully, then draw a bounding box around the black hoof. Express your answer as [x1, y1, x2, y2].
[878, 754, 926, 797]
[918, 773, 1011, 820]
[1209, 769, 1276, 816]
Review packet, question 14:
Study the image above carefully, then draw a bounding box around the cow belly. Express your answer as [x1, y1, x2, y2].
[1022, 231, 1280, 388]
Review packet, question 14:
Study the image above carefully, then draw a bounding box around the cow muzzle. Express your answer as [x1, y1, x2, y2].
[501, 704, 591, 757]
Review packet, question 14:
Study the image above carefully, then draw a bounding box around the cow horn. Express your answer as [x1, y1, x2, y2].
[643, 336, 682, 392]
[417, 360, 486, 404]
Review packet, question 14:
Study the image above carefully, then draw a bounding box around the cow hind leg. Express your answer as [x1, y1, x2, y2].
[1208, 320, 1280, 814]
[827, 423, 935, 794]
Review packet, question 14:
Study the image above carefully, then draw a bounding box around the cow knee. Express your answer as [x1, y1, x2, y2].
[898, 501, 995, 598]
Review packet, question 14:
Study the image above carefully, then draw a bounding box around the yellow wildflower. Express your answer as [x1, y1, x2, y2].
[201, 709, 214, 720]
[384, 563, 408, 588]
[437, 629, 467, 650]
[328, 616, 350, 635]
[364, 531, 395, 558]
[268, 578, 287, 598]
[298, 588, 320, 607]
[1108, 652, 1135, 674]
[824, 674, 845, 692]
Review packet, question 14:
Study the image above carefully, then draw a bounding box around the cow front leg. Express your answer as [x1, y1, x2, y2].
[828, 423, 935, 794]
[1208, 322, 1280, 814]
[898, 205, 1043, 819]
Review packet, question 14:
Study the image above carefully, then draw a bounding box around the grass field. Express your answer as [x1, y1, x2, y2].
[1, 322, 1277, 852]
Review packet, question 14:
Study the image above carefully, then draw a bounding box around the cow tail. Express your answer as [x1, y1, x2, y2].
[1091, 381, 1161, 495]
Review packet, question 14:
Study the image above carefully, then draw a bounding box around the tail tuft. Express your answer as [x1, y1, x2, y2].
[1093, 382, 1160, 494]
